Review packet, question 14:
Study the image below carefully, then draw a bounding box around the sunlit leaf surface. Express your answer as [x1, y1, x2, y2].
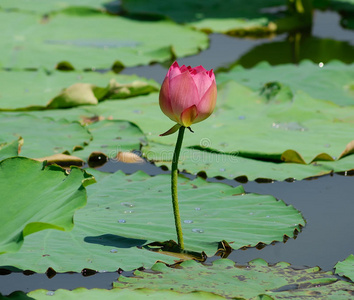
[217, 61, 354, 106]
[0, 11, 208, 69]
[0, 114, 91, 158]
[3, 288, 225, 300]
[114, 258, 354, 299]
[73, 120, 146, 161]
[0, 0, 112, 14]
[0, 157, 93, 254]
[0, 70, 158, 110]
[0, 139, 20, 161]
[335, 254, 354, 281]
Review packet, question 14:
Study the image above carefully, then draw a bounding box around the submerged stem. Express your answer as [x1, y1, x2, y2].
[171, 126, 186, 249]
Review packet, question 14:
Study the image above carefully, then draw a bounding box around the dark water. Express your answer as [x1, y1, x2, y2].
[1, 10, 354, 295]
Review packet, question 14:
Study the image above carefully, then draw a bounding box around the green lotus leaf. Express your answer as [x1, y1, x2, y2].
[73, 119, 146, 161]
[145, 141, 354, 181]
[114, 258, 354, 299]
[120, 0, 312, 35]
[0, 0, 112, 14]
[0, 139, 20, 161]
[0, 157, 94, 254]
[231, 36, 354, 69]
[0, 170, 304, 271]
[335, 254, 354, 281]
[1, 288, 226, 300]
[217, 61, 354, 106]
[0, 69, 158, 111]
[0, 114, 91, 158]
[0, 11, 208, 70]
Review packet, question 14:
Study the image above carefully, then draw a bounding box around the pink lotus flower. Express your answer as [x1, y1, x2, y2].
[159, 61, 217, 135]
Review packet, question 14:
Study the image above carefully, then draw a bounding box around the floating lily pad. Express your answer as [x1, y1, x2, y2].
[0, 170, 304, 271]
[0, 11, 208, 70]
[0, 69, 158, 110]
[121, 0, 307, 35]
[217, 61, 354, 106]
[114, 258, 354, 299]
[0, 157, 93, 254]
[335, 254, 354, 281]
[229, 36, 354, 69]
[2, 288, 225, 300]
[0, 0, 112, 14]
[0, 114, 91, 158]
[145, 141, 354, 181]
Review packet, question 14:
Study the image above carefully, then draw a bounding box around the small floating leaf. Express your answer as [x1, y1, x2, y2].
[335, 254, 354, 281]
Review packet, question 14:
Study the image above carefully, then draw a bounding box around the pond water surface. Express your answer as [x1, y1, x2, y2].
[1, 9, 354, 295]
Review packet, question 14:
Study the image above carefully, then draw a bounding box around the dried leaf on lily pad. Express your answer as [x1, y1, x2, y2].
[0, 170, 304, 272]
[0, 157, 94, 254]
[47, 83, 100, 109]
[34, 153, 85, 168]
[114, 258, 354, 299]
[46, 79, 158, 109]
[339, 140, 354, 159]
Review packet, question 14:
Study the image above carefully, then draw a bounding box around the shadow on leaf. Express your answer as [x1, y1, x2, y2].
[84, 234, 147, 248]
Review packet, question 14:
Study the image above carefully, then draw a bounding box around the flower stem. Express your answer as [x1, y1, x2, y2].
[171, 126, 186, 250]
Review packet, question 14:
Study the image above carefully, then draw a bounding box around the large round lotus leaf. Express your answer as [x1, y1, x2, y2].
[335, 254, 354, 281]
[0, 157, 93, 254]
[217, 61, 354, 106]
[0, 70, 158, 110]
[4, 288, 225, 300]
[0, 11, 208, 70]
[114, 258, 354, 299]
[0, 170, 304, 272]
[0, 113, 91, 158]
[121, 0, 288, 34]
[0, 0, 111, 14]
[73, 119, 147, 161]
